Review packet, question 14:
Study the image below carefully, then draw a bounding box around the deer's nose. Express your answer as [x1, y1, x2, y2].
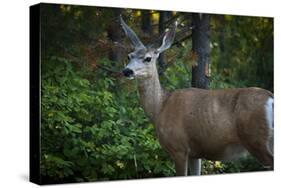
[122, 68, 134, 77]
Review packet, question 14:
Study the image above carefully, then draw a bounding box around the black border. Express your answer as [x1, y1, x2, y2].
[30, 3, 41, 185]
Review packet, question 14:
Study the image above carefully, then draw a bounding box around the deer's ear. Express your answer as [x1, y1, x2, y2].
[157, 22, 177, 54]
[120, 15, 146, 50]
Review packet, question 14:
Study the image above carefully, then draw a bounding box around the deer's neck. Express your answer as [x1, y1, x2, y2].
[137, 73, 166, 123]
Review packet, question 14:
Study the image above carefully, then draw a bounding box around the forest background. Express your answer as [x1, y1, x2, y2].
[39, 3, 273, 184]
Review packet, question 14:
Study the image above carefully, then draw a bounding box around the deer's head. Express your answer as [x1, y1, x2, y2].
[120, 16, 176, 80]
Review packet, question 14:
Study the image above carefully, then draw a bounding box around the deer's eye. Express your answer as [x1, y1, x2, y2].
[144, 57, 152, 63]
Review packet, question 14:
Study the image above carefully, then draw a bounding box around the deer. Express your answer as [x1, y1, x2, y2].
[120, 16, 274, 176]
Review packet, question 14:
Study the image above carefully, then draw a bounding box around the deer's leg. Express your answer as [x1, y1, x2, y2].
[172, 151, 188, 176]
[240, 132, 273, 168]
[238, 115, 274, 168]
[252, 130, 274, 168]
[247, 142, 273, 168]
[188, 158, 201, 175]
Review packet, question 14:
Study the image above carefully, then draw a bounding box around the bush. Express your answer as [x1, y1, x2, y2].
[41, 57, 175, 183]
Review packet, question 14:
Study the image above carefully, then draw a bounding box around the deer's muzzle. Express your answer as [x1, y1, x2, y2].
[122, 68, 134, 77]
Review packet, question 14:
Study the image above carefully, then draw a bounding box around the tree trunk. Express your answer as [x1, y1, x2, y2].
[141, 10, 152, 35]
[191, 13, 211, 89]
[107, 9, 123, 62]
[217, 15, 227, 72]
[158, 11, 172, 75]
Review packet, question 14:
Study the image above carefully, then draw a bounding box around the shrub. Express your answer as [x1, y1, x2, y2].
[41, 57, 175, 183]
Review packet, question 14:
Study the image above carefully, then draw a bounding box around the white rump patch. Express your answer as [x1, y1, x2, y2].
[265, 97, 274, 129]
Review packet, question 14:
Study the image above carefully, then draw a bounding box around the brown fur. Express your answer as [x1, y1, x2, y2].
[154, 87, 273, 175]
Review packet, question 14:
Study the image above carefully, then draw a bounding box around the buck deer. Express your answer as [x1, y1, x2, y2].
[120, 16, 274, 176]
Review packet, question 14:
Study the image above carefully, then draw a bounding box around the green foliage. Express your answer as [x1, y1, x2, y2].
[211, 16, 273, 91]
[41, 57, 175, 183]
[161, 59, 192, 90]
[201, 155, 267, 175]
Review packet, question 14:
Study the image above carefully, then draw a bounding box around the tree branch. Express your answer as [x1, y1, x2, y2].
[62, 47, 123, 77]
[173, 33, 192, 47]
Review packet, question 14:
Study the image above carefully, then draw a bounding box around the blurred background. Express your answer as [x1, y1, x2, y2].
[40, 3, 273, 184]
